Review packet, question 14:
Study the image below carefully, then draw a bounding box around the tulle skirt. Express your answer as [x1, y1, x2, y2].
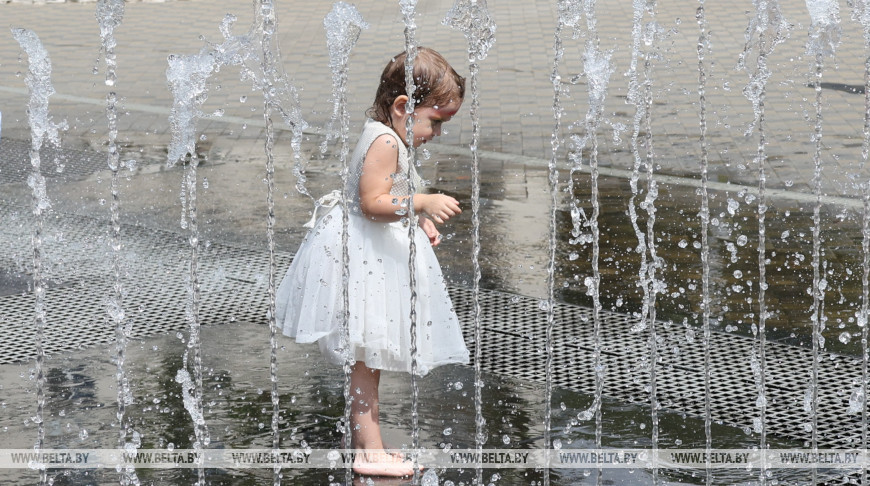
[275, 206, 469, 375]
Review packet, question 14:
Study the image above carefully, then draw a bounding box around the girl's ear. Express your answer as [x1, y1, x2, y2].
[391, 95, 409, 120]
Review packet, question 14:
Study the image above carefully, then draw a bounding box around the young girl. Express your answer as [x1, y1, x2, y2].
[275, 47, 469, 476]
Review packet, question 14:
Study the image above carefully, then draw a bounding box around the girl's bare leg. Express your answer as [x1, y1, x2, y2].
[349, 361, 416, 477]
[349, 361, 383, 450]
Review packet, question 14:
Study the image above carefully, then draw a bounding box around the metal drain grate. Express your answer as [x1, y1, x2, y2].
[0, 139, 164, 185]
[0, 139, 111, 184]
[0, 200, 290, 363]
[0, 199, 866, 483]
[454, 287, 867, 452]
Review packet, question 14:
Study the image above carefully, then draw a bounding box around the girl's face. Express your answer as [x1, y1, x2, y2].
[392, 99, 461, 148]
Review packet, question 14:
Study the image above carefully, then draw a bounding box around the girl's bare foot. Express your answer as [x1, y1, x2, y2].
[352, 450, 421, 477]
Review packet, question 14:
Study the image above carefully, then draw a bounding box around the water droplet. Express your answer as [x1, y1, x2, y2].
[727, 198, 739, 215]
[421, 469, 439, 486]
[443, 427, 453, 436]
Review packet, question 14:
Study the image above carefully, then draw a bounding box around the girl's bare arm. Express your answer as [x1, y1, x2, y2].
[359, 134, 461, 223]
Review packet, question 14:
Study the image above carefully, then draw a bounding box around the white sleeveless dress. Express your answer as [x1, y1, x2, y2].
[275, 120, 469, 375]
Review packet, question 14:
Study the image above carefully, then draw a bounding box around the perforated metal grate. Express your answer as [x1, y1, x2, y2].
[0, 200, 290, 363]
[0, 139, 111, 184]
[0, 199, 866, 483]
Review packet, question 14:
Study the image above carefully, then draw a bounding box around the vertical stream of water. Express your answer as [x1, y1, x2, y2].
[806, 3, 840, 484]
[17, 2, 870, 484]
[95, 1, 137, 484]
[398, 2, 422, 482]
[12, 27, 66, 486]
[751, 21, 771, 486]
[625, 0, 659, 480]
[255, 2, 282, 484]
[738, 3, 788, 481]
[322, 4, 366, 484]
[545, 3, 569, 483]
[580, 1, 611, 483]
[443, 1, 496, 484]
[854, 4, 870, 484]
[166, 41, 225, 486]
[694, 2, 713, 484]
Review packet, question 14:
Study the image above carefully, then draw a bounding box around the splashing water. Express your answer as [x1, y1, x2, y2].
[163, 5, 311, 484]
[250, 3, 311, 203]
[96, 0, 124, 87]
[95, 2, 139, 485]
[256, 2, 284, 484]
[739, 0, 788, 138]
[165, 45, 217, 486]
[545, 3, 571, 484]
[12, 27, 67, 486]
[321, 3, 367, 483]
[398, 2, 424, 481]
[624, 0, 660, 482]
[443, 0, 496, 62]
[577, 5, 616, 483]
[167, 11, 306, 170]
[163, 6, 311, 485]
[851, 2, 870, 484]
[807, 0, 841, 57]
[805, 1, 839, 483]
[166, 12, 264, 484]
[695, 2, 714, 483]
[582, 48, 613, 113]
[738, 2, 790, 481]
[444, 1, 496, 484]
[174, 368, 205, 427]
[321, 2, 368, 154]
[12, 28, 67, 166]
[625, 0, 655, 344]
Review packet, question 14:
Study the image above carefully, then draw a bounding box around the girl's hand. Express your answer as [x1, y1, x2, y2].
[419, 217, 442, 247]
[417, 193, 461, 224]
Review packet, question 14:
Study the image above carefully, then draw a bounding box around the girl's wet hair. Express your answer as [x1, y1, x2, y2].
[367, 47, 466, 126]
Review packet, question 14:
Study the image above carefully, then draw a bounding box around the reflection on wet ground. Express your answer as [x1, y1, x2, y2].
[0, 321, 815, 485]
[1, 136, 867, 484]
[434, 154, 868, 357]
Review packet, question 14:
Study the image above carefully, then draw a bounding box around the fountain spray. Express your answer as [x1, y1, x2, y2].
[695, 1, 713, 483]
[805, 2, 839, 484]
[11, 27, 67, 486]
[323, 3, 367, 484]
[444, 1, 496, 484]
[95, 1, 140, 484]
